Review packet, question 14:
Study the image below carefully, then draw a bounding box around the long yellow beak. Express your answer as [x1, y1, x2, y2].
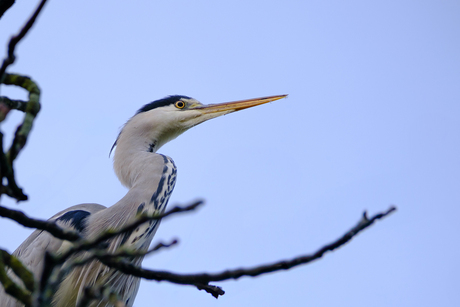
[194, 94, 288, 114]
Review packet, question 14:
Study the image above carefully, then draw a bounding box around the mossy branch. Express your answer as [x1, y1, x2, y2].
[0, 73, 41, 202]
[0, 249, 34, 306]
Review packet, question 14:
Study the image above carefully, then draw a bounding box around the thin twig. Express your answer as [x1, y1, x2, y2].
[0, 97, 27, 112]
[195, 283, 225, 299]
[0, 0, 48, 81]
[0, 133, 27, 201]
[99, 206, 396, 298]
[37, 201, 202, 306]
[41, 239, 179, 306]
[102, 239, 179, 259]
[0, 0, 15, 19]
[57, 201, 203, 262]
[0, 205, 82, 241]
[51, 239, 179, 281]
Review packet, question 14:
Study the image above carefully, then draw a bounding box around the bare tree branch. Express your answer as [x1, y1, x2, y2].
[2, 74, 41, 162]
[36, 201, 203, 306]
[0, 73, 41, 202]
[0, 200, 194, 246]
[0, 0, 45, 203]
[0, 97, 27, 112]
[98, 206, 397, 298]
[56, 200, 204, 263]
[0, 0, 48, 80]
[103, 239, 179, 259]
[0, 97, 27, 122]
[0, 249, 34, 292]
[0, 205, 82, 241]
[39, 239, 179, 307]
[0, 132, 27, 201]
[0, 200, 201, 306]
[0, 199, 201, 305]
[0, 249, 33, 306]
[0, 0, 15, 19]
[196, 283, 225, 299]
[50, 239, 180, 286]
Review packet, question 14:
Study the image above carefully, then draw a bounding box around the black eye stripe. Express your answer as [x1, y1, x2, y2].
[136, 95, 192, 114]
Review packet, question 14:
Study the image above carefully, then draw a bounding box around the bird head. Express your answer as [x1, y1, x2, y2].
[111, 94, 287, 155]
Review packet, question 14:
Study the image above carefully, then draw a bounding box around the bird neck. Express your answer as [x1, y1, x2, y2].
[113, 132, 163, 189]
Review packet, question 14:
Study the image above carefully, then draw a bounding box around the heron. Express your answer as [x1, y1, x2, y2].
[0, 94, 287, 307]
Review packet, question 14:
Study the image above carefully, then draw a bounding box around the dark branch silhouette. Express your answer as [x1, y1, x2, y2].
[59, 200, 203, 260]
[37, 201, 204, 306]
[0, 0, 48, 80]
[0, 97, 28, 113]
[97, 207, 396, 298]
[0, 0, 45, 203]
[0, 205, 82, 241]
[0, 200, 203, 306]
[0, 0, 15, 19]
[0, 201, 202, 244]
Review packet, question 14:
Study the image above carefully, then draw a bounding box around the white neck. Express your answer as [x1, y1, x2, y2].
[113, 125, 162, 189]
[112, 109, 190, 188]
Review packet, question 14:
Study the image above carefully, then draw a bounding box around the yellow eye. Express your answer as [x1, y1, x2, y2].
[175, 101, 186, 109]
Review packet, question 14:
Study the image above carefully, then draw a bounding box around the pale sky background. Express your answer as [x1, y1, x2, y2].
[1, 1, 459, 306]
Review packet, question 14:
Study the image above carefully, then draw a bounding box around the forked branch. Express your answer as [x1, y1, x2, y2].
[98, 206, 397, 298]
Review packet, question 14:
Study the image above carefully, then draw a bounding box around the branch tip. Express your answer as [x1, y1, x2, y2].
[195, 283, 225, 299]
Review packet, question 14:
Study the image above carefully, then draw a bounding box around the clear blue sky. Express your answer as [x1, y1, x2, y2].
[1, 1, 459, 306]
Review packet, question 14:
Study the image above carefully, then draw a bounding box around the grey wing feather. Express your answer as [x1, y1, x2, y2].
[0, 203, 106, 307]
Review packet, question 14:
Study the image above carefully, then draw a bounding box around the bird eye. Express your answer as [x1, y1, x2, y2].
[175, 101, 186, 109]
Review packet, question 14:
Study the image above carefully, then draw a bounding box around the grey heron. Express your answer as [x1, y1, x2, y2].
[0, 94, 287, 307]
